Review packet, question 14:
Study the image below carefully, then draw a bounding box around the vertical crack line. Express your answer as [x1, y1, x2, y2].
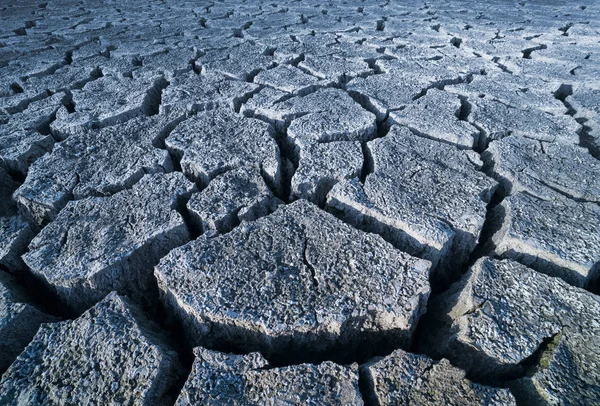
[302, 238, 318, 290]
[360, 142, 374, 184]
[553, 84, 598, 158]
[143, 77, 170, 116]
[358, 366, 377, 406]
[176, 193, 202, 240]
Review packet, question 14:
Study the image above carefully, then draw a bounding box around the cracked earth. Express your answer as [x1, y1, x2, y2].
[0, 0, 599, 405]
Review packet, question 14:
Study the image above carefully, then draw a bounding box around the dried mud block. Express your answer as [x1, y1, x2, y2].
[491, 192, 600, 288]
[362, 348, 516, 405]
[176, 348, 362, 405]
[156, 200, 430, 363]
[328, 126, 496, 287]
[23, 173, 195, 312]
[422, 258, 600, 405]
[0, 293, 179, 405]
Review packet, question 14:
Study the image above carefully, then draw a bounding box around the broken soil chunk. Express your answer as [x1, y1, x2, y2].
[166, 108, 281, 188]
[484, 135, 600, 202]
[176, 348, 363, 405]
[0, 272, 57, 373]
[244, 88, 377, 144]
[362, 348, 516, 405]
[22, 173, 195, 312]
[327, 126, 496, 288]
[469, 97, 581, 145]
[14, 113, 178, 226]
[492, 192, 600, 288]
[421, 257, 600, 405]
[388, 89, 481, 149]
[50, 73, 169, 138]
[160, 72, 259, 114]
[291, 140, 363, 206]
[0, 216, 34, 274]
[0, 292, 180, 405]
[187, 167, 281, 234]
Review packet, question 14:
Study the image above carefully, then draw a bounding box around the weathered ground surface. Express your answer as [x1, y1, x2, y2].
[0, 0, 599, 404]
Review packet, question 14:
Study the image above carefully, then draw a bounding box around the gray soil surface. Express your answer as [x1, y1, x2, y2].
[0, 0, 599, 404]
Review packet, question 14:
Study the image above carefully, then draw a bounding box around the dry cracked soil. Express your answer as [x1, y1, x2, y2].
[0, 0, 599, 405]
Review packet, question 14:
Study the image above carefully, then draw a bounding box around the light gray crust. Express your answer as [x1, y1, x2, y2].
[291, 140, 363, 206]
[0, 216, 34, 274]
[389, 89, 482, 149]
[483, 135, 600, 203]
[14, 113, 179, 226]
[156, 200, 431, 361]
[0, 292, 180, 405]
[187, 166, 282, 234]
[176, 348, 363, 405]
[243, 88, 377, 144]
[22, 173, 195, 313]
[166, 108, 281, 189]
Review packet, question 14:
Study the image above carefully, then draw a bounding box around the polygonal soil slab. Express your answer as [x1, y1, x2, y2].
[468, 97, 581, 145]
[166, 108, 281, 188]
[0, 92, 65, 175]
[155, 199, 431, 363]
[0, 292, 179, 405]
[491, 192, 600, 288]
[187, 166, 281, 234]
[14, 113, 179, 226]
[422, 258, 600, 405]
[243, 88, 377, 144]
[327, 126, 496, 287]
[445, 72, 566, 115]
[0, 216, 34, 274]
[160, 72, 259, 114]
[197, 42, 276, 81]
[362, 348, 516, 405]
[253, 64, 332, 95]
[0, 271, 57, 372]
[22, 173, 195, 312]
[297, 54, 373, 83]
[388, 89, 482, 149]
[291, 140, 363, 206]
[176, 348, 362, 405]
[50, 73, 168, 138]
[483, 135, 600, 202]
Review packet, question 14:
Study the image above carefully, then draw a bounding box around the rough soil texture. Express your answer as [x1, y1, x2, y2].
[0, 0, 599, 404]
